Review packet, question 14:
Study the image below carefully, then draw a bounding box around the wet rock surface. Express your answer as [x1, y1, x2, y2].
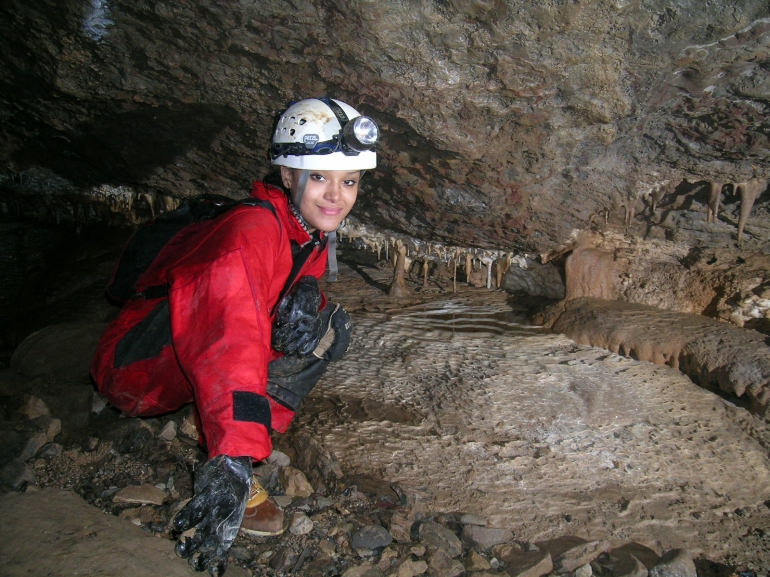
[0, 246, 768, 576]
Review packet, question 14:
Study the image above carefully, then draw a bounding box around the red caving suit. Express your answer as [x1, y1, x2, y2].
[91, 182, 328, 462]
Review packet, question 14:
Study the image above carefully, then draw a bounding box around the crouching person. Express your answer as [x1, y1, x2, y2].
[91, 97, 378, 576]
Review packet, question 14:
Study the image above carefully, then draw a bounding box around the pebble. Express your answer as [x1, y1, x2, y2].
[267, 450, 291, 466]
[649, 549, 696, 577]
[575, 563, 592, 577]
[611, 554, 648, 577]
[506, 551, 553, 577]
[341, 563, 384, 577]
[37, 442, 62, 459]
[91, 392, 108, 414]
[21, 432, 49, 462]
[418, 522, 463, 558]
[31, 416, 61, 441]
[395, 559, 428, 577]
[178, 408, 199, 440]
[428, 547, 465, 577]
[289, 512, 314, 535]
[273, 495, 293, 508]
[317, 538, 337, 559]
[270, 548, 298, 571]
[389, 509, 415, 543]
[112, 484, 168, 505]
[351, 524, 393, 550]
[157, 421, 176, 441]
[0, 458, 36, 491]
[228, 546, 254, 563]
[458, 513, 487, 527]
[461, 525, 514, 551]
[280, 466, 314, 498]
[377, 547, 398, 570]
[465, 550, 491, 571]
[15, 395, 50, 420]
[410, 545, 426, 557]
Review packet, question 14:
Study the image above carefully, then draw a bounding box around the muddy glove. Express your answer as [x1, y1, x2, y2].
[312, 303, 352, 362]
[173, 455, 251, 577]
[272, 276, 324, 358]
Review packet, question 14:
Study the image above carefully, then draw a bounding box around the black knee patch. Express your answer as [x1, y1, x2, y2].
[232, 391, 272, 430]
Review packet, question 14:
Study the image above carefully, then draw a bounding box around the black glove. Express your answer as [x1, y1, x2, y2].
[272, 276, 324, 358]
[312, 303, 352, 362]
[172, 455, 251, 577]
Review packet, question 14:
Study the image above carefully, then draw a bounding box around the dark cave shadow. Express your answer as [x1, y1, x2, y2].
[345, 262, 390, 294]
[14, 101, 243, 186]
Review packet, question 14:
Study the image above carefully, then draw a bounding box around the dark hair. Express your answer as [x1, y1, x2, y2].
[263, 169, 289, 195]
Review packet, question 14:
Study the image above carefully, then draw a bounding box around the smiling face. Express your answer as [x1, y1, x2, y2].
[280, 166, 360, 233]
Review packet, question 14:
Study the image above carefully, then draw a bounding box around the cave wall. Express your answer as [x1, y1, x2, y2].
[1, 0, 770, 254]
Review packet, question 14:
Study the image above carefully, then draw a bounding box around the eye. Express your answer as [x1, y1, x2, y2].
[310, 173, 326, 182]
[344, 179, 358, 186]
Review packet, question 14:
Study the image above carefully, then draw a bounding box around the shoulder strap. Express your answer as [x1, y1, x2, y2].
[270, 231, 328, 316]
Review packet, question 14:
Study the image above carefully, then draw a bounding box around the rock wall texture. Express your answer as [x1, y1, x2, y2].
[1, 0, 770, 253]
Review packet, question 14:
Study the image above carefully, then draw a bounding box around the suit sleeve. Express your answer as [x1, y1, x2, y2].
[167, 211, 286, 461]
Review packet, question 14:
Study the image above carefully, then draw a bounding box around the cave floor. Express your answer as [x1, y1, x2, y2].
[286, 252, 770, 571]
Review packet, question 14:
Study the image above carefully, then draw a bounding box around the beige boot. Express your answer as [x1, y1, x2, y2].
[239, 478, 286, 537]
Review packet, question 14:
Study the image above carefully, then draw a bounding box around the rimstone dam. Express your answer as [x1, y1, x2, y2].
[2, 1, 770, 576]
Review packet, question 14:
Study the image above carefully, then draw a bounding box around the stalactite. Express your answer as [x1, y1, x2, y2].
[388, 241, 410, 298]
[465, 253, 472, 285]
[707, 181, 722, 223]
[422, 260, 429, 288]
[737, 178, 766, 245]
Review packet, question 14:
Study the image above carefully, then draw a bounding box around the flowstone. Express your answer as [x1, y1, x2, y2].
[284, 260, 770, 569]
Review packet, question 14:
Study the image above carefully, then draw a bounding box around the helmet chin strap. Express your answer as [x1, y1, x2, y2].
[292, 169, 339, 283]
[293, 169, 310, 211]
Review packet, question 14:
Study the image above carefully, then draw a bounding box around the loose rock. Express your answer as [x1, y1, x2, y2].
[280, 466, 314, 498]
[458, 513, 487, 527]
[342, 563, 384, 577]
[31, 416, 61, 441]
[157, 420, 176, 442]
[610, 543, 660, 569]
[394, 559, 428, 577]
[506, 551, 553, 577]
[267, 450, 291, 467]
[461, 525, 514, 551]
[648, 549, 696, 577]
[418, 522, 463, 558]
[289, 512, 314, 535]
[465, 550, 492, 571]
[428, 547, 465, 577]
[351, 524, 393, 550]
[537, 537, 609, 573]
[112, 484, 168, 505]
[388, 509, 415, 544]
[0, 458, 36, 491]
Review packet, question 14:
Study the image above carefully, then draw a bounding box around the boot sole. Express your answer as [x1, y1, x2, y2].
[239, 525, 286, 537]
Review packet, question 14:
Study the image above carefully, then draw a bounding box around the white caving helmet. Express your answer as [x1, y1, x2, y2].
[270, 97, 378, 170]
[270, 97, 379, 283]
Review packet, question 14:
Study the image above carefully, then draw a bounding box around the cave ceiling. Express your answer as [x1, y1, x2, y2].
[1, 0, 769, 252]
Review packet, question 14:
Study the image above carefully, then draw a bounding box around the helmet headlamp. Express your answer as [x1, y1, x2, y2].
[343, 116, 379, 152]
